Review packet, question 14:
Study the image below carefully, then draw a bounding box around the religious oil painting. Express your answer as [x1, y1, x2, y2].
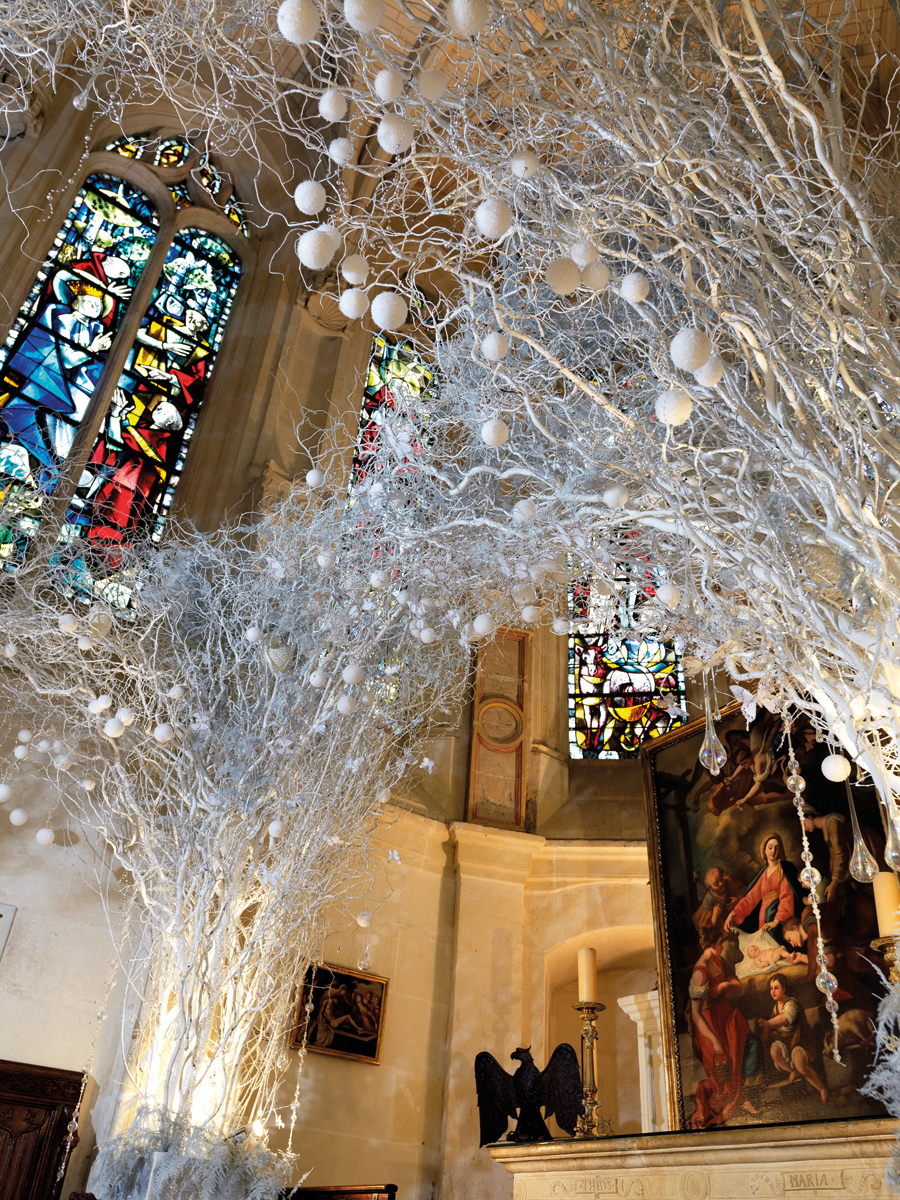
[290, 963, 388, 1064]
[642, 702, 889, 1131]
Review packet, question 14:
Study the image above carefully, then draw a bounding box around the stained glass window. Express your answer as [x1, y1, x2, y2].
[351, 335, 434, 495]
[569, 569, 686, 759]
[0, 139, 247, 603]
[61, 229, 241, 605]
[0, 174, 158, 563]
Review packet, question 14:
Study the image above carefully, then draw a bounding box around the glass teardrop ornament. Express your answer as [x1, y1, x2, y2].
[846, 782, 879, 883]
[885, 803, 900, 875]
[698, 688, 727, 776]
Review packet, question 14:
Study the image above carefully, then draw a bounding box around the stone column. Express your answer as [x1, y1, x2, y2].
[616, 990, 669, 1132]
[439, 822, 544, 1200]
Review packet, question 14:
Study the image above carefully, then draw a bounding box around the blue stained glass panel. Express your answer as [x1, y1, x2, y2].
[0, 174, 158, 562]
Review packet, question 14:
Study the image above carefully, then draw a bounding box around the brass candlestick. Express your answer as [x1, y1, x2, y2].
[871, 936, 900, 984]
[572, 1001, 613, 1138]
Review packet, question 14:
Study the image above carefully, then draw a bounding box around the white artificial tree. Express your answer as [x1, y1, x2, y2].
[2, 0, 900, 1183]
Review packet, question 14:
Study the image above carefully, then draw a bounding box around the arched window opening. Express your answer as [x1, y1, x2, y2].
[0, 133, 249, 605]
[569, 568, 687, 759]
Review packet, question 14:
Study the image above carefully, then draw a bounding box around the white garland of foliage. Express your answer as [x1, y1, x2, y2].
[2, 0, 900, 1183]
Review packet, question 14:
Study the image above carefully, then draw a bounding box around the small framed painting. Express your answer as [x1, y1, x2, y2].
[289, 962, 388, 1064]
[642, 701, 888, 1131]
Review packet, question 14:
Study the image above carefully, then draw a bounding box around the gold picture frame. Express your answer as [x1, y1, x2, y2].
[642, 701, 887, 1131]
[289, 962, 388, 1065]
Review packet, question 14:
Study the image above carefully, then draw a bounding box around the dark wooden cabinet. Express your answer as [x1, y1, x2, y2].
[282, 1187, 398, 1200]
[0, 1058, 83, 1200]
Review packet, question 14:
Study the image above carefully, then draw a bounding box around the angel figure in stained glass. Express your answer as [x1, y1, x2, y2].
[0, 275, 115, 484]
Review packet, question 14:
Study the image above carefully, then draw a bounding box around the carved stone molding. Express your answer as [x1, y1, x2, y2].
[490, 1117, 895, 1200]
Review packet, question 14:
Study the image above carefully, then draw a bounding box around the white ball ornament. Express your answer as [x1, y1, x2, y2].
[474, 197, 513, 239]
[417, 69, 448, 101]
[670, 328, 713, 373]
[512, 498, 536, 525]
[277, 0, 321, 45]
[16, 729, 31, 743]
[545, 257, 581, 295]
[510, 150, 538, 179]
[35, 827, 54, 846]
[88, 695, 112, 714]
[369, 569, 389, 588]
[268, 819, 285, 838]
[337, 694, 357, 715]
[344, 0, 383, 32]
[342, 662, 364, 685]
[77, 635, 93, 651]
[822, 754, 852, 782]
[481, 418, 509, 447]
[570, 240, 599, 269]
[339, 289, 369, 319]
[341, 254, 370, 285]
[306, 467, 325, 489]
[317, 551, 335, 569]
[318, 88, 348, 122]
[620, 271, 651, 303]
[34, 739, 50, 753]
[9, 808, 26, 826]
[13, 745, 27, 760]
[446, 0, 490, 37]
[370, 292, 408, 330]
[2, 643, 15, 658]
[581, 259, 610, 291]
[480, 332, 509, 362]
[79, 778, 96, 791]
[472, 613, 495, 637]
[419, 627, 439, 644]
[309, 669, 328, 688]
[0, 785, 10, 802]
[153, 723, 174, 743]
[376, 788, 391, 804]
[552, 617, 569, 635]
[513, 582, 537, 604]
[327, 137, 354, 166]
[360, 689, 376, 706]
[694, 354, 725, 387]
[657, 582, 682, 609]
[603, 484, 629, 508]
[373, 68, 404, 103]
[167, 684, 185, 699]
[117, 707, 135, 726]
[104, 717, 125, 738]
[376, 114, 414, 155]
[297, 229, 336, 270]
[293, 180, 326, 215]
[655, 387, 693, 427]
[522, 605, 542, 623]
[245, 626, 263, 644]
[58, 613, 78, 633]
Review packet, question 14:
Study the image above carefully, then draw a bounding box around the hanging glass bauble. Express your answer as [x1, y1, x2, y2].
[699, 686, 727, 776]
[846, 782, 879, 883]
[799, 865, 821, 888]
[816, 970, 838, 995]
[884, 803, 900, 874]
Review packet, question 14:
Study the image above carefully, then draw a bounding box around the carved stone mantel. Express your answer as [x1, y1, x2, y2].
[489, 1117, 896, 1199]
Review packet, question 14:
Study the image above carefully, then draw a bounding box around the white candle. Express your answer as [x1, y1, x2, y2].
[577, 946, 598, 1003]
[874, 872, 900, 937]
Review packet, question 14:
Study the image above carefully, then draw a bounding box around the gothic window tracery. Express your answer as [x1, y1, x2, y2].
[0, 131, 249, 605]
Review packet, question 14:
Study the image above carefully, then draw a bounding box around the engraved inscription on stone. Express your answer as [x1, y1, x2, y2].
[785, 1170, 844, 1191]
